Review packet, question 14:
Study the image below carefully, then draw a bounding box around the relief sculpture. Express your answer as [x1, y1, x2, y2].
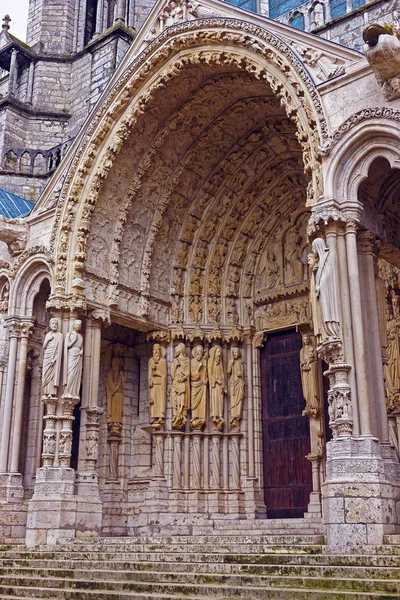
[171, 343, 190, 430]
[228, 347, 245, 430]
[148, 343, 167, 426]
[208, 345, 227, 431]
[300, 334, 320, 417]
[106, 356, 125, 435]
[190, 345, 208, 430]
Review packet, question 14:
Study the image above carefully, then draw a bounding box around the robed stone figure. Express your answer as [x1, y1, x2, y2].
[63, 320, 83, 399]
[190, 345, 208, 430]
[312, 238, 340, 340]
[228, 347, 245, 430]
[148, 343, 167, 425]
[171, 343, 190, 429]
[106, 356, 125, 435]
[42, 318, 63, 397]
[300, 334, 320, 417]
[208, 345, 227, 431]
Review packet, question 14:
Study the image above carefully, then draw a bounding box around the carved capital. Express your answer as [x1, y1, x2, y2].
[85, 406, 104, 426]
[19, 320, 35, 338]
[146, 330, 170, 344]
[357, 231, 376, 254]
[91, 309, 111, 326]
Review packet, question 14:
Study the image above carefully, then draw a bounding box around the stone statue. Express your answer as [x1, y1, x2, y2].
[228, 347, 245, 430]
[148, 343, 167, 425]
[63, 319, 83, 399]
[42, 318, 63, 397]
[300, 334, 320, 417]
[106, 356, 125, 435]
[227, 299, 239, 325]
[312, 238, 340, 340]
[208, 345, 227, 431]
[171, 342, 190, 429]
[0, 280, 9, 312]
[190, 345, 208, 430]
[385, 326, 400, 410]
[265, 252, 280, 291]
[308, 252, 323, 343]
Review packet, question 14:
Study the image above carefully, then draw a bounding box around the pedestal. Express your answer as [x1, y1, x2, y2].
[322, 436, 400, 552]
[0, 473, 24, 504]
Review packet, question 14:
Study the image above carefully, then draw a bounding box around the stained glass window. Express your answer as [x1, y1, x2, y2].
[269, 0, 306, 19]
[225, 0, 258, 12]
[290, 13, 305, 28]
[352, 0, 365, 7]
[330, 0, 347, 19]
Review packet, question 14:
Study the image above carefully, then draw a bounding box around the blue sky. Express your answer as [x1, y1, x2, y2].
[3, 0, 29, 41]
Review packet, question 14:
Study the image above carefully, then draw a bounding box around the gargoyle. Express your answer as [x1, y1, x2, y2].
[363, 24, 400, 101]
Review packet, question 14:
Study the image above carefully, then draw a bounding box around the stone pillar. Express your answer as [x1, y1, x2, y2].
[114, 0, 127, 24]
[192, 432, 201, 489]
[8, 49, 18, 96]
[231, 433, 241, 490]
[172, 433, 183, 489]
[26, 61, 35, 104]
[357, 231, 389, 442]
[0, 320, 19, 472]
[95, 0, 105, 34]
[10, 320, 34, 473]
[345, 218, 372, 436]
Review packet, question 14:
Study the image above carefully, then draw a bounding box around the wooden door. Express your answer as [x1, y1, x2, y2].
[260, 329, 312, 518]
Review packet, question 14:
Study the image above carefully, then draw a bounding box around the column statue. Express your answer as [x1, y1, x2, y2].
[148, 343, 167, 425]
[385, 325, 400, 410]
[208, 345, 227, 431]
[42, 318, 63, 397]
[63, 319, 83, 399]
[228, 347, 245, 430]
[311, 238, 340, 340]
[300, 334, 320, 417]
[171, 342, 190, 429]
[190, 345, 207, 430]
[106, 356, 125, 435]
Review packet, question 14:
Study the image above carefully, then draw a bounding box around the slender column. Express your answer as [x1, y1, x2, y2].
[26, 62, 35, 104]
[153, 432, 164, 477]
[192, 433, 201, 489]
[211, 434, 221, 489]
[222, 343, 229, 489]
[231, 433, 241, 490]
[114, 0, 127, 23]
[41, 398, 58, 466]
[246, 337, 255, 477]
[358, 232, 389, 442]
[172, 433, 182, 489]
[337, 225, 359, 436]
[345, 219, 372, 436]
[183, 434, 190, 489]
[203, 435, 209, 489]
[10, 320, 34, 472]
[0, 321, 19, 472]
[8, 49, 18, 96]
[95, 0, 105, 34]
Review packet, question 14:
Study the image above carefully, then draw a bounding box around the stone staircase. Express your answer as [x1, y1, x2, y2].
[1, 519, 400, 598]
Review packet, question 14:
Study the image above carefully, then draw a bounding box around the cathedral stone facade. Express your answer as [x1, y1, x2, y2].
[0, 0, 400, 553]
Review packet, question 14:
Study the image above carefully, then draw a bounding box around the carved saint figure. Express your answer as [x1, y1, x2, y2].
[190, 345, 208, 430]
[227, 299, 239, 325]
[312, 238, 340, 339]
[148, 343, 167, 425]
[171, 343, 190, 429]
[265, 252, 280, 291]
[385, 326, 400, 409]
[63, 320, 84, 399]
[208, 345, 227, 431]
[227, 265, 240, 297]
[300, 334, 320, 417]
[42, 318, 63, 397]
[106, 356, 125, 435]
[228, 347, 245, 430]
[285, 229, 304, 285]
[0, 281, 9, 312]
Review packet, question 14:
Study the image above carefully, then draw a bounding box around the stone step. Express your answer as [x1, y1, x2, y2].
[5, 550, 400, 567]
[2, 584, 396, 599]
[2, 565, 400, 590]
[384, 535, 400, 545]
[1, 575, 400, 597]
[2, 560, 400, 579]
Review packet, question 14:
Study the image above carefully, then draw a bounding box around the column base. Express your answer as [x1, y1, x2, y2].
[306, 491, 322, 516]
[0, 473, 24, 503]
[322, 436, 400, 552]
[26, 467, 103, 547]
[244, 477, 267, 518]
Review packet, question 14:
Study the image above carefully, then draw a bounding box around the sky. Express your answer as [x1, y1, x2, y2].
[2, 0, 29, 41]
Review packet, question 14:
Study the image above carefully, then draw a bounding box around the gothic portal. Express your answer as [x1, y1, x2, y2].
[0, 0, 400, 553]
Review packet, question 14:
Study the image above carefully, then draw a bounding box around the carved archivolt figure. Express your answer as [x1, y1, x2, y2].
[190, 345, 208, 430]
[285, 229, 304, 286]
[106, 356, 125, 435]
[0, 280, 9, 313]
[228, 347, 245, 430]
[63, 320, 83, 399]
[312, 238, 340, 340]
[148, 343, 167, 425]
[300, 334, 320, 417]
[189, 295, 203, 323]
[42, 318, 63, 397]
[265, 252, 280, 291]
[208, 345, 227, 431]
[227, 299, 239, 325]
[171, 343, 190, 429]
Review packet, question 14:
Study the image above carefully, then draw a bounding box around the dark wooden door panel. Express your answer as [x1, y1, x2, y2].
[261, 329, 312, 518]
